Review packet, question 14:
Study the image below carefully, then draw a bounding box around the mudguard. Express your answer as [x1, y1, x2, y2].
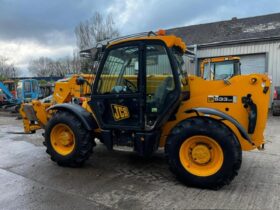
[47, 103, 97, 130]
[185, 107, 253, 145]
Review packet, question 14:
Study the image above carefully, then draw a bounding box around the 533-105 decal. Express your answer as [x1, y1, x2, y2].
[207, 95, 237, 103]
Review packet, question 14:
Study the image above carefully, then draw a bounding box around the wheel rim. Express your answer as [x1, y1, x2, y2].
[50, 123, 75, 156]
[179, 135, 224, 177]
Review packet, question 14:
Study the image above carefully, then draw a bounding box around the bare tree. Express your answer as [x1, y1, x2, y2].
[28, 54, 82, 77]
[28, 57, 52, 77]
[75, 12, 120, 50]
[28, 12, 119, 76]
[0, 55, 18, 80]
[72, 49, 81, 74]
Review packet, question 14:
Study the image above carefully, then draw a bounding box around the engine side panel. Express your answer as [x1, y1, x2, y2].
[161, 74, 271, 151]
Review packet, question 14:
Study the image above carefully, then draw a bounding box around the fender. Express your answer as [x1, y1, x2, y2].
[47, 103, 97, 130]
[185, 107, 253, 145]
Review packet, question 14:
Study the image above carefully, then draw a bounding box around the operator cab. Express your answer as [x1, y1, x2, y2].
[202, 57, 241, 80]
[16, 79, 41, 101]
[89, 33, 188, 133]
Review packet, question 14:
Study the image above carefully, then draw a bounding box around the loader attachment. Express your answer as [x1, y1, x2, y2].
[20, 100, 51, 133]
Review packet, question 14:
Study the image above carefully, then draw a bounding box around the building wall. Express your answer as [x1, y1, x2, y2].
[194, 40, 280, 87]
[183, 55, 195, 75]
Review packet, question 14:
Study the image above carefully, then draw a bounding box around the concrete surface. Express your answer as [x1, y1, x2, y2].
[0, 114, 279, 210]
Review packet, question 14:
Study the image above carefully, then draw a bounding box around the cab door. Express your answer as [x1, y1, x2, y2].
[90, 40, 181, 131]
[144, 44, 180, 129]
[90, 42, 144, 130]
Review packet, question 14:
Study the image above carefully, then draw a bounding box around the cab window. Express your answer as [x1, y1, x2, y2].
[97, 46, 139, 94]
[32, 80, 38, 92]
[24, 81, 31, 92]
[203, 61, 234, 80]
[17, 81, 23, 98]
[145, 44, 175, 125]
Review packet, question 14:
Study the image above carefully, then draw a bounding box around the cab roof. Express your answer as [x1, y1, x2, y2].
[108, 32, 186, 53]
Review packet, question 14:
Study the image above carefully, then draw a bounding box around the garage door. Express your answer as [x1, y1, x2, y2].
[240, 54, 266, 74]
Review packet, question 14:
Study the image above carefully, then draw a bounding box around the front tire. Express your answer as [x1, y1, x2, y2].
[165, 117, 242, 189]
[44, 111, 95, 167]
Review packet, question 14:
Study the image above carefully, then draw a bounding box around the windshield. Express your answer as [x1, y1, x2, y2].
[171, 47, 190, 94]
[203, 61, 235, 80]
[97, 45, 139, 94]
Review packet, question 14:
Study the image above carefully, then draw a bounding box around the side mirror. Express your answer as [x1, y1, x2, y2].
[76, 77, 86, 85]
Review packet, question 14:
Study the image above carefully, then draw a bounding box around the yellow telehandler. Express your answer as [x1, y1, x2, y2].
[20, 74, 95, 133]
[21, 30, 271, 189]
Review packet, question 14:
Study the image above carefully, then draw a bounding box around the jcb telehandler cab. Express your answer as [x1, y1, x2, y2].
[200, 56, 241, 80]
[43, 31, 270, 189]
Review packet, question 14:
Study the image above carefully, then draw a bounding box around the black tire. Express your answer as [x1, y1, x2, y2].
[44, 111, 95, 167]
[165, 117, 242, 189]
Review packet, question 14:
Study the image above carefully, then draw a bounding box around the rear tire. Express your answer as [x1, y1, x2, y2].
[165, 117, 242, 189]
[44, 111, 95, 167]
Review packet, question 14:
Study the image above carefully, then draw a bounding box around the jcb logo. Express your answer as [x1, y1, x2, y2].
[111, 104, 130, 121]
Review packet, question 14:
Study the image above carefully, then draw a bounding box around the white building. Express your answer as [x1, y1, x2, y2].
[167, 13, 280, 91]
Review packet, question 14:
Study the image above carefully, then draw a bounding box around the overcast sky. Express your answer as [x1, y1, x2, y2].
[0, 0, 279, 76]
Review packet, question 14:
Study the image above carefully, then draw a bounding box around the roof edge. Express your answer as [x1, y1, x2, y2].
[188, 36, 280, 48]
[167, 12, 280, 33]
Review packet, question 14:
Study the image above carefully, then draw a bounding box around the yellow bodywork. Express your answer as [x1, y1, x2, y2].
[160, 74, 271, 151]
[53, 74, 94, 103]
[91, 72, 270, 151]
[20, 100, 52, 133]
[20, 32, 271, 153]
[109, 34, 186, 53]
[20, 74, 94, 133]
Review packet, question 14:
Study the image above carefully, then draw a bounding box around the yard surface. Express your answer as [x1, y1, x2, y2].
[0, 113, 279, 209]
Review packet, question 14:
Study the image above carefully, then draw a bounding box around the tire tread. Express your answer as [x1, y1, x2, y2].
[44, 111, 95, 167]
[165, 117, 242, 189]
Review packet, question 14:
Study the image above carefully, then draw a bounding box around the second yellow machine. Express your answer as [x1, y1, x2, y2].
[22, 31, 270, 189]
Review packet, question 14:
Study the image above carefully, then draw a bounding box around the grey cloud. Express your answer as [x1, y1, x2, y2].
[0, 0, 114, 45]
[0, 0, 279, 76]
[0, 0, 279, 46]
[114, 0, 280, 35]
